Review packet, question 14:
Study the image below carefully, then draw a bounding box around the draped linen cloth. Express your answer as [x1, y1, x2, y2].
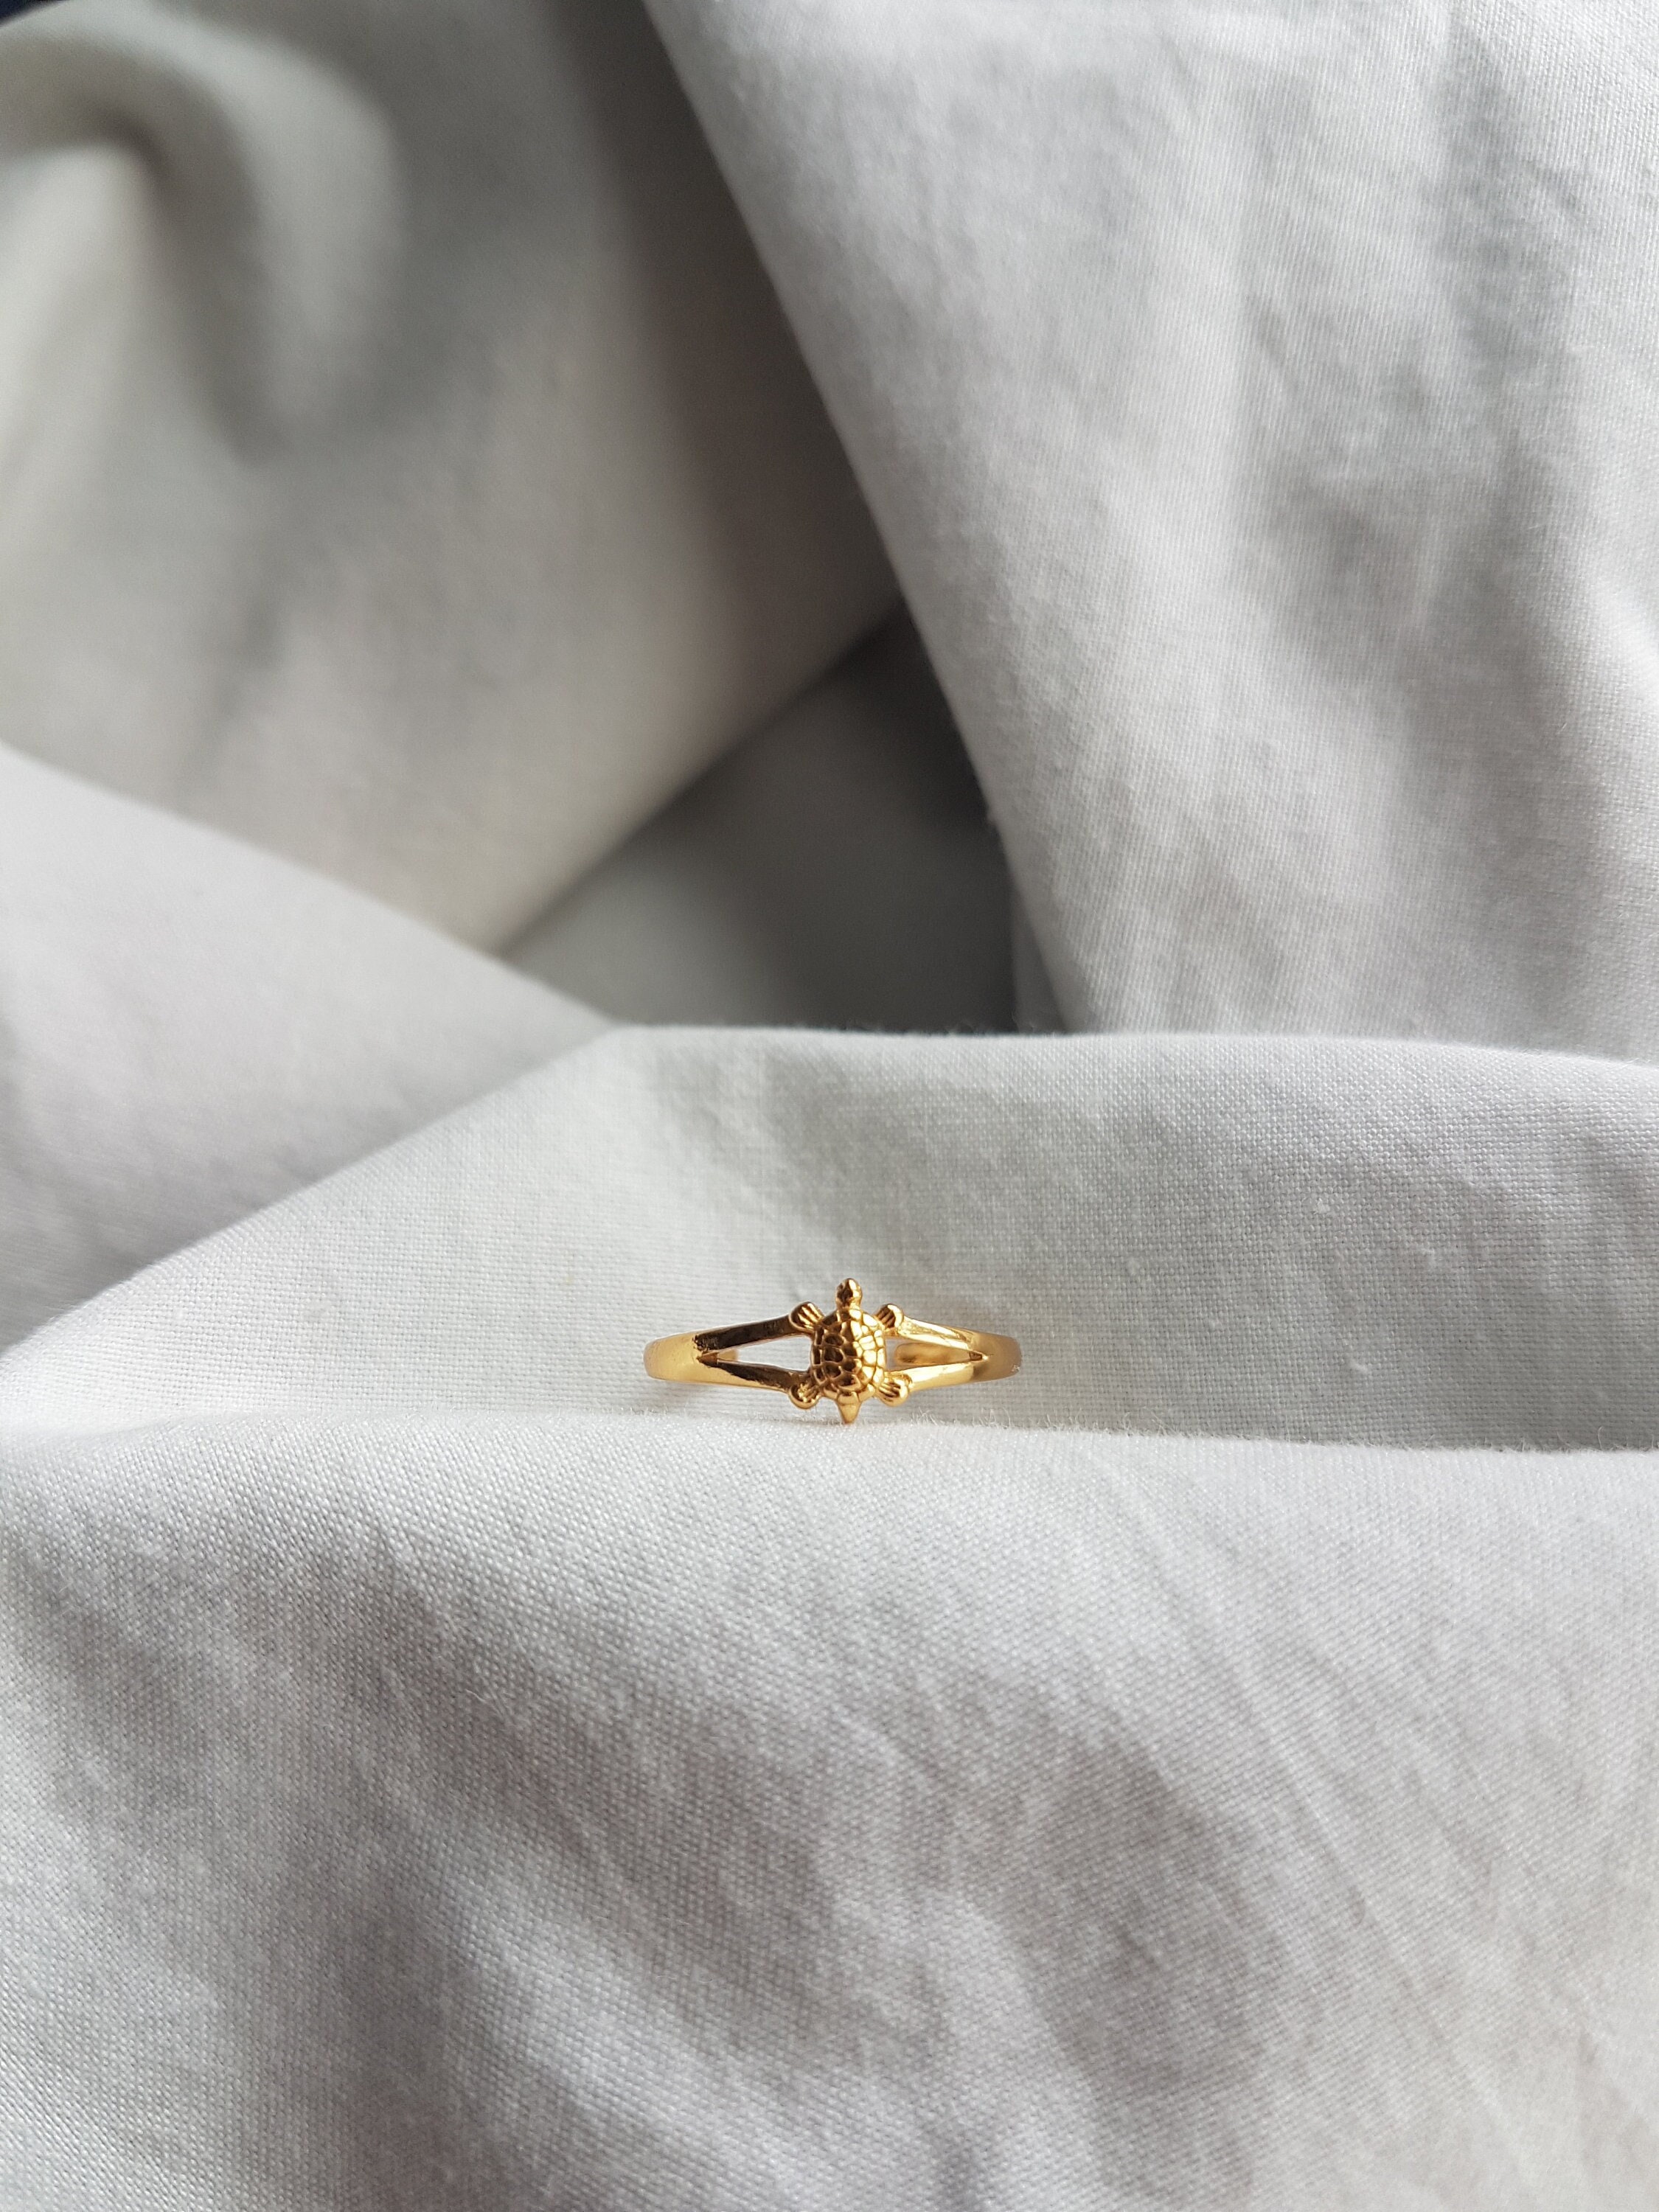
[3, 1, 1658, 2205]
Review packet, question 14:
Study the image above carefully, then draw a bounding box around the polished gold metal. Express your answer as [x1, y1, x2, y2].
[644, 1277, 1020, 1424]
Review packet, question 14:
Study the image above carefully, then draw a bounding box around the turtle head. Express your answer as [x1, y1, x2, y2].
[836, 1278, 862, 1311]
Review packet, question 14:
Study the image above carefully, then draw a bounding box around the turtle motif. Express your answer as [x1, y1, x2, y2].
[787, 1278, 911, 1423]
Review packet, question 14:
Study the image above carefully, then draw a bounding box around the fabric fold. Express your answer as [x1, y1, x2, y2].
[4, 1, 1658, 2204]
[644, 0, 1659, 1050]
[0, 744, 604, 1349]
[7, 1023, 1659, 1452]
[4, 1410, 1653, 2207]
[0, 0, 894, 943]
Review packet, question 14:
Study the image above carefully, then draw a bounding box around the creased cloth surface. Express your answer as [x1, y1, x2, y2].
[2, 1, 1658, 2207]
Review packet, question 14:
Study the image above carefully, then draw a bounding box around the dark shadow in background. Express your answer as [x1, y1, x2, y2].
[511, 614, 1017, 1034]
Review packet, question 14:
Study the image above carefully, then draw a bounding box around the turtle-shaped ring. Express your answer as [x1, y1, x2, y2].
[644, 1278, 1021, 1422]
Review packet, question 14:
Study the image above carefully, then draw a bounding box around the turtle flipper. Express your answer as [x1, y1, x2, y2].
[874, 1304, 905, 1332]
[873, 1371, 911, 1406]
[790, 1376, 822, 1409]
[790, 1301, 824, 1334]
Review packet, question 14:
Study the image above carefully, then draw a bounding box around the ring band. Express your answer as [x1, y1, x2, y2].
[644, 1277, 1020, 1424]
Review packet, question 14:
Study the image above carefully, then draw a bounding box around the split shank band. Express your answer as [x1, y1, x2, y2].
[644, 1278, 1020, 1424]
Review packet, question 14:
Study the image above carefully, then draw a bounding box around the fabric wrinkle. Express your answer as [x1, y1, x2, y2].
[3, 0, 1658, 2205]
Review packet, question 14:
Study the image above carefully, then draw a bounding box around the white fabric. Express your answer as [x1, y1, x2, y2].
[0, 744, 604, 1347]
[10, 1026, 1659, 1453]
[510, 616, 1015, 1032]
[6, 1415, 1652, 2208]
[0, 0, 891, 945]
[647, 0, 1659, 1048]
[4, 0, 1658, 2205]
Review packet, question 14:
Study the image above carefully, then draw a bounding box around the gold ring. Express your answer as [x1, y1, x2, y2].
[644, 1277, 1020, 1424]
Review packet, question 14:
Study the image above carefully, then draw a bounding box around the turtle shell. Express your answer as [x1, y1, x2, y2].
[810, 1307, 887, 1399]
